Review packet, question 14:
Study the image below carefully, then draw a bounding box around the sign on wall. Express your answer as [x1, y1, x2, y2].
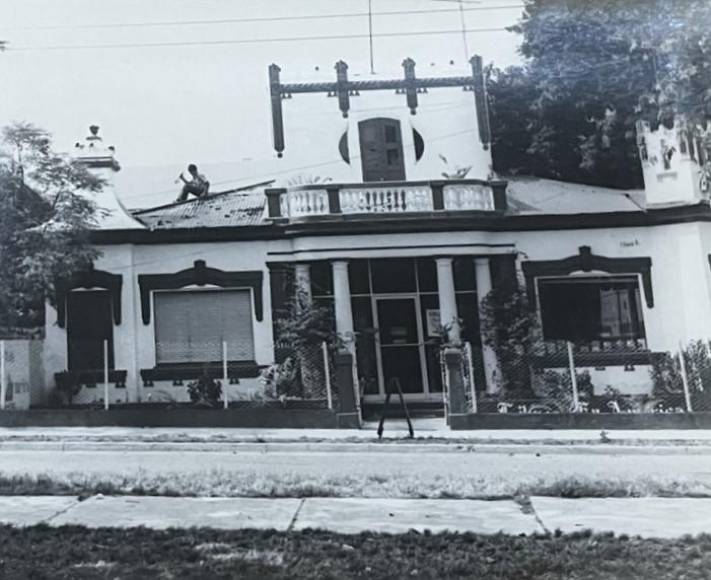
[426, 309, 441, 338]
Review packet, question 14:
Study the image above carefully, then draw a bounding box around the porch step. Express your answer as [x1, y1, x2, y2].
[361, 402, 444, 420]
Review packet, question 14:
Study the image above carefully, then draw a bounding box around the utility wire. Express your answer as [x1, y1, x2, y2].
[0, 5, 524, 32]
[9, 27, 510, 52]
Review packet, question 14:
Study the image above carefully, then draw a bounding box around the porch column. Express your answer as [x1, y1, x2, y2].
[474, 257, 500, 393]
[294, 263, 312, 310]
[331, 261, 355, 351]
[435, 257, 461, 344]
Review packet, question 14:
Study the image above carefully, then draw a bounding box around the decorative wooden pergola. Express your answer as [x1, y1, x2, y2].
[269, 56, 491, 158]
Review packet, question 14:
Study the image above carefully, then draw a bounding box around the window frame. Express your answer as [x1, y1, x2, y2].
[535, 274, 647, 344]
[151, 285, 257, 366]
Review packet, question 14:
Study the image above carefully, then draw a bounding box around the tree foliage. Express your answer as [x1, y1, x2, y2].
[489, 0, 711, 189]
[0, 123, 103, 334]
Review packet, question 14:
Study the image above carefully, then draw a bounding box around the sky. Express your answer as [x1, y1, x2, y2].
[0, 0, 526, 207]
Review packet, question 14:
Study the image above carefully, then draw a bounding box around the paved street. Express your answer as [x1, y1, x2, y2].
[0, 441, 710, 483]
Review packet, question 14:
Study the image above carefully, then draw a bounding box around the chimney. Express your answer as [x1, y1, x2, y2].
[636, 117, 710, 206]
[73, 125, 143, 230]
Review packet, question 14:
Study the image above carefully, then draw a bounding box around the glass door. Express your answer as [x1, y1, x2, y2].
[375, 297, 426, 395]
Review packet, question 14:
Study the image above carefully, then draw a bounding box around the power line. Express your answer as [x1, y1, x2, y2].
[0, 5, 524, 32]
[9, 27, 511, 52]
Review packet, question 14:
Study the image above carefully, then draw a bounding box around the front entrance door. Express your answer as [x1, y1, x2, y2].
[358, 118, 406, 181]
[375, 297, 426, 395]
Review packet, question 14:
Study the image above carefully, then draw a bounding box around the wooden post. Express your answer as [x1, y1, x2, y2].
[567, 341, 580, 411]
[103, 339, 110, 411]
[0, 340, 6, 411]
[322, 342, 333, 410]
[223, 341, 229, 410]
[679, 342, 693, 412]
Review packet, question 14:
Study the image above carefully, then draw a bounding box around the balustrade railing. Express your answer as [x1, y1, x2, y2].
[266, 179, 507, 221]
[340, 185, 432, 214]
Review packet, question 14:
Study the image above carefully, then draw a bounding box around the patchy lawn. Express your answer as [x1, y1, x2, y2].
[0, 470, 710, 500]
[0, 525, 710, 579]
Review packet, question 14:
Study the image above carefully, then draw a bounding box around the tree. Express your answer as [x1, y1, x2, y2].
[0, 123, 103, 335]
[489, 0, 711, 189]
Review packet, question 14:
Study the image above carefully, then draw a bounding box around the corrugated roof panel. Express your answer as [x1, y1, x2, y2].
[133, 189, 267, 229]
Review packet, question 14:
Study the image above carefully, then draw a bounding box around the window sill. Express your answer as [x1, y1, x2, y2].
[531, 351, 664, 369]
[140, 361, 263, 386]
[58, 369, 127, 388]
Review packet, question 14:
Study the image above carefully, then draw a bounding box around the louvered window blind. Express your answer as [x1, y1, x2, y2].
[154, 290, 254, 363]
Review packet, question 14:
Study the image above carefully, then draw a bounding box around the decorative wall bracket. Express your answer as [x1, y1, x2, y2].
[522, 246, 654, 308]
[138, 260, 264, 324]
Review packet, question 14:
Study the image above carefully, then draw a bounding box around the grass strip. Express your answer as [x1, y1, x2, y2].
[1, 470, 710, 499]
[1, 525, 710, 579]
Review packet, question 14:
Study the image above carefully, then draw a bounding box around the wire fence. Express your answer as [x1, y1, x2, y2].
[450, 339, 711, 415]
[266, 339, 336, 406]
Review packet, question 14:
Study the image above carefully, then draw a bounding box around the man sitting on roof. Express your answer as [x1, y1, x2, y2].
[176, 164, 210, 202]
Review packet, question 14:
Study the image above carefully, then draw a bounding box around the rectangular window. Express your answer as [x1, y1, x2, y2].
[538, 277, 645, 342]
[154, 289, 254, 364]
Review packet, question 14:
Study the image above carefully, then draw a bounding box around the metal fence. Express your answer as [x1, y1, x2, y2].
[267, 339, 336, 406]
[443, 339, 711, 415]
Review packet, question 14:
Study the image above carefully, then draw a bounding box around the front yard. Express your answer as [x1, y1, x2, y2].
[1, 525, 710, 579]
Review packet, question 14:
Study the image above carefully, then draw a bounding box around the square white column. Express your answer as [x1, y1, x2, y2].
[294, 263, 312, 310]
[435, 257, 461, 344]
[475, 257, 500, 394]
[331, 260, 355, 351]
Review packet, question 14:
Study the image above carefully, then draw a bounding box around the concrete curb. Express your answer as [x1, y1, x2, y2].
[2, 440, 711, 455]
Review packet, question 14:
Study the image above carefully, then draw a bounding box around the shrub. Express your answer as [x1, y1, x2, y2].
[480, 285, 540, 398]
[186, 370, 222, 407]
[53, 371, 81, 407]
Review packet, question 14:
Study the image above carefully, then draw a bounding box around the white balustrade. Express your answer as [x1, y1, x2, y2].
[443, 183, 494, 211]
[340, 185, 432, 214]
[282, 188, 329, 218]
[279, 182, 495, 219]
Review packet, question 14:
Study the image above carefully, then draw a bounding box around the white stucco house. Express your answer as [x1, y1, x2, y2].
[34, 55, 711, 418]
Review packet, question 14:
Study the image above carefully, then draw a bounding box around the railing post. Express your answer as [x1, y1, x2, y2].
[567, 341, 580, 411]
[103, 339, 110, 411]
[265, 188, 286, 219]
[465, 342, 478, 414]
[327, 186, 341, 215]
[0, 340, 6, 411]
[679, 342, 693, 412]
[335, 350, 360, 428]
[322, 342, 333, 410]
[430, 180, 445, 211]
[444, 347, 468, 423]
[223, 341, 229, 410]
[490, 180, 508, 211]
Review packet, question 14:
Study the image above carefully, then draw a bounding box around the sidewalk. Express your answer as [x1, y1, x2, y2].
[3, 424, 711, 447]
[2, 495, 711, 538]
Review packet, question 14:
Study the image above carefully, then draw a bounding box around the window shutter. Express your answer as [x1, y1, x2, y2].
[154, 290, 255, 364]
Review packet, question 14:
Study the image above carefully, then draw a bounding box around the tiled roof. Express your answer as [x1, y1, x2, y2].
[132, 188, 267, 229]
